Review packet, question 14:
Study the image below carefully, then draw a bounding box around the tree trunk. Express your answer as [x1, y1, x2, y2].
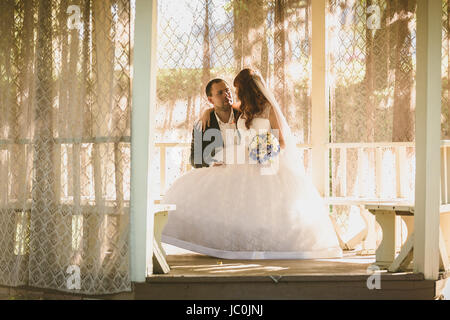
[202, 0, 211, 89]
[185, 95, 192, 127]
[274, 0, 286, 114]
[233, 0, 243, 72]
[364, 0, 375, 143]
[303, 0, 311, 143]
[392, 0, 415, 142]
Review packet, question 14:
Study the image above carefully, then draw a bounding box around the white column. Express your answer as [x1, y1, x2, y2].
[130, 0, 158, 282]
[414, 0, 442, 280]
[311, 0, 329, 197]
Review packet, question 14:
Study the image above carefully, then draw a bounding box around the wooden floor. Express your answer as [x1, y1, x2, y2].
[162, 249, 376, 277]
[135, 244, 449, 300]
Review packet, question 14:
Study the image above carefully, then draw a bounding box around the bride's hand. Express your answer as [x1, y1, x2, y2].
[200, 107, 213, 132]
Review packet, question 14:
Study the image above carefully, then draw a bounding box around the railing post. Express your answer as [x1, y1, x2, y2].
[339, 147, 346, 197]
[414, 0, 442, 280]
[311, 0, 329, 197]
[442, 145, 450, 204]
[130, 0, 158, 282]
[376, 147, 383, 198]
[160, 146, 166, 195]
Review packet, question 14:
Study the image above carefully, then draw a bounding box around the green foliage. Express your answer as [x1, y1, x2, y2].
[157, 68, 203, 101]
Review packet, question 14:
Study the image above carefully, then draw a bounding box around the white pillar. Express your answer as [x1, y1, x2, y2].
[130, 0, 158, 282]
[311, 0, 329, 197]
[414, 0, 442, 280]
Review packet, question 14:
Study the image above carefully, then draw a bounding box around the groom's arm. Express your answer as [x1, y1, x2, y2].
[190, 120, 206, 168]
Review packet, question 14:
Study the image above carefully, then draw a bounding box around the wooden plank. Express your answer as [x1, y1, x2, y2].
[361, 206, 377, 254]
[154, 204, 176, 212]
[395, 215, 402, 252]
[365, 204, 414, 212]
[152, 238, 170, 274]
[439, 228, 450, 272]
[311, 0, 328, 197]
[357, 148, 364, 197]
[402, 215, 414, 239]
[327, 142, 415, 148]
[329, 215, 348, 250]
[72, 143, 81, 214]
[160, 146, 166, 195]
[153, 204, 176, 259]
[328, 197, 410, 206]
[396, 146, 407, 198]
[388, 233, 414, 272]
[396, 146, 401, 199]
[345, 228, 367, 251]
[376, 147, 383, 198]
[130, 0, 158, 282]
[442, 147, 447, 204]
[414, 0, 443, 280]
[446, 146, 450, 204]
[369, 210, 397, 266]
[340, 148, 347, 197]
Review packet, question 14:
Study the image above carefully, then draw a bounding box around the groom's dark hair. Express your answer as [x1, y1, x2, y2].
[205, 78, 227, 97]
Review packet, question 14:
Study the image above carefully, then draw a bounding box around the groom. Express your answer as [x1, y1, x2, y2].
[190, 78, 240, 168]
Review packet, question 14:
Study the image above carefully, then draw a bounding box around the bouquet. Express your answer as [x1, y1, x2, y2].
[248, 132, 281, 164]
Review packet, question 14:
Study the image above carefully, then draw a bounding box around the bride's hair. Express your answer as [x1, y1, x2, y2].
[233, 68, 269, 129]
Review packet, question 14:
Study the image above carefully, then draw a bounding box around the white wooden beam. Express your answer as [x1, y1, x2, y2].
[311, 0, 329, 196]
[414, 0, 442, 280]
[130, 0, 158, 282]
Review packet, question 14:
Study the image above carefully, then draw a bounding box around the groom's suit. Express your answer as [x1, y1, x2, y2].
[190, 108, 241, 168]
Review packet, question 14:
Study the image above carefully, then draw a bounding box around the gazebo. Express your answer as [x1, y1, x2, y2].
[0, 0, 449, 300]
[130, 0, 450, 299]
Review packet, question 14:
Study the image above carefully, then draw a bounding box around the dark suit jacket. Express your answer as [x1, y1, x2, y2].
[190, 108, 240, 168]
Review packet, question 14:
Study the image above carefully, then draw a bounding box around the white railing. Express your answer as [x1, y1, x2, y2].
[326, 142, 416, 204]
[440, 140, 450, 206]
[324, 141, 450, 205]
[155, 142, 190, 194]
[155, 142, 313, 196]
[156, 140, 450, 204]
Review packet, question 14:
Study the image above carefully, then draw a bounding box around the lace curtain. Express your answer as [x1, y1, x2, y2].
[0, 0, 132, 295]
[154, 0, 312, 194]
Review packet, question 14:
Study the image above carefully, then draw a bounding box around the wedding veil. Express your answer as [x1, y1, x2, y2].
[251, 72, 306, 176]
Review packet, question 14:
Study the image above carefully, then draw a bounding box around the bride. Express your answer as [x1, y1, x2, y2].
[161, 68, 342, 260]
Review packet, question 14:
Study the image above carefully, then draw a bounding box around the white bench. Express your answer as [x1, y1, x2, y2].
[325, 197, 391, 253]
[152, 201, 176, 274]
[365, 203, 450, 272]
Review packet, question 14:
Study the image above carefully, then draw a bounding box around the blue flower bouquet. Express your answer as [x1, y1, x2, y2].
[248, 132, 281, 164]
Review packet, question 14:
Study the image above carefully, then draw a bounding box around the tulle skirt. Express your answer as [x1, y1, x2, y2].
[161, 154, 343, 260]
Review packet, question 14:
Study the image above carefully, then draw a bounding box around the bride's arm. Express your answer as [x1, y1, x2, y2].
[268, 105, 286, 149]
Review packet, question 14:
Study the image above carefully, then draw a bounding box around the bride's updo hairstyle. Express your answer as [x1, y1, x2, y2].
[233, 68, 269, 129]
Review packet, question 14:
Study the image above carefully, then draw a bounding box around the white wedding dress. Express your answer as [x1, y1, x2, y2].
[161, 106, 342, 260]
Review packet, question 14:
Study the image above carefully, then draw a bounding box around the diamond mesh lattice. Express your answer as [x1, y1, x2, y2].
[329, 0, 417, 144]
[443, 0, 450, 139]
[0, 0, 132, 294]
[155, 0, 312, 193]
[327, 0, 418, 241]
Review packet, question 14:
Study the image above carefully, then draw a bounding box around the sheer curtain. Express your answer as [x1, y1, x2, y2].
[0, 0, 132, 295]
